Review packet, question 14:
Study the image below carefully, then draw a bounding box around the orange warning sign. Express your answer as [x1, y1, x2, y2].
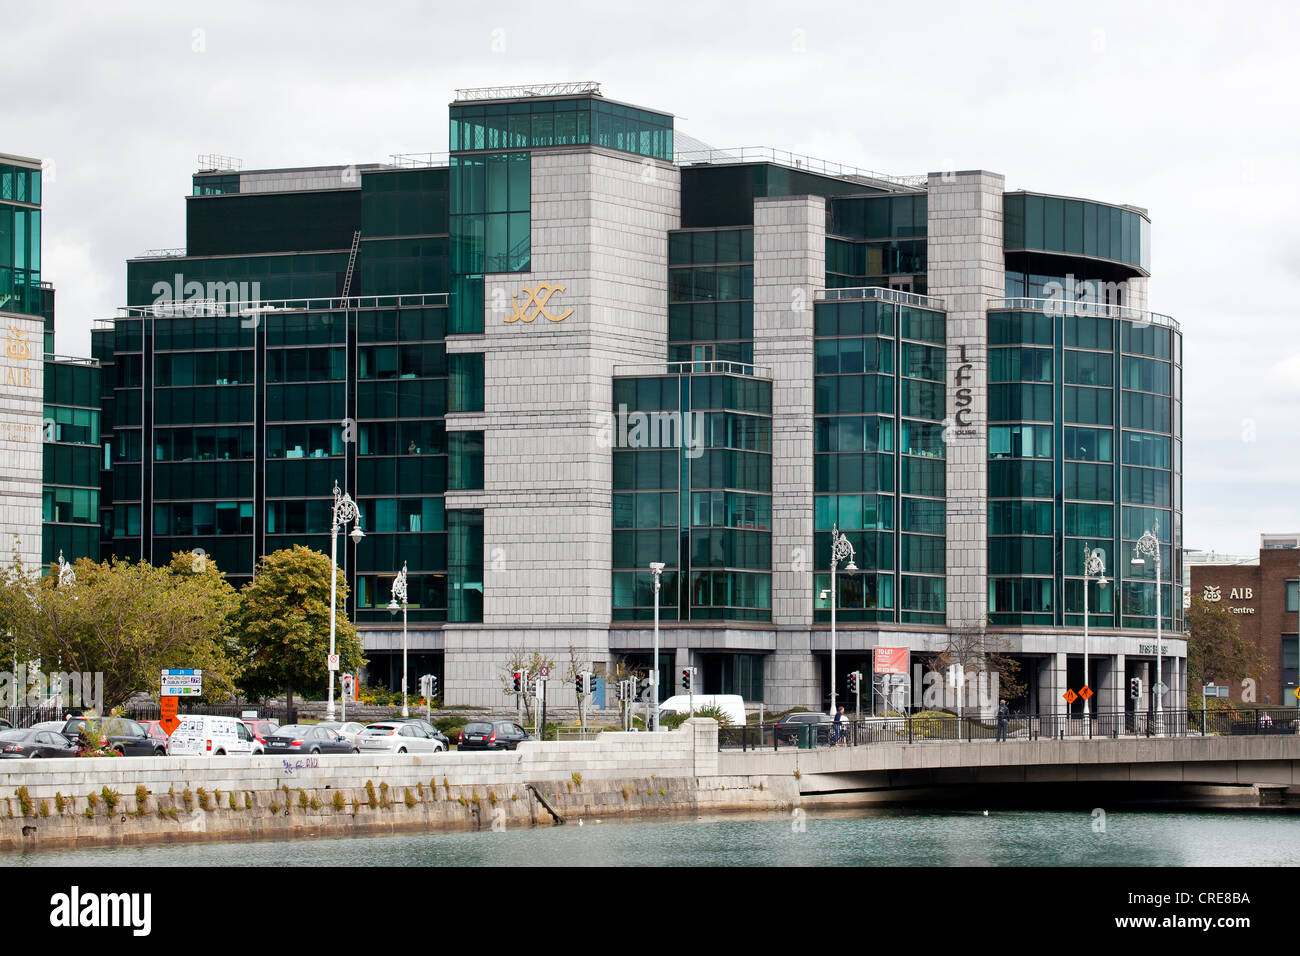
[1079, 686, 1093, 700]
[1063, 689, 1078, 704]
[159, 696, 179, 736]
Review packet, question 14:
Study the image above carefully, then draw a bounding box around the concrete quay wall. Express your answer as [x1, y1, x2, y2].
[0, 720, 798, 851]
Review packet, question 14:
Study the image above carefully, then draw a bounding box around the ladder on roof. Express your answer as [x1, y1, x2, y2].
[340, 229, 361, 299]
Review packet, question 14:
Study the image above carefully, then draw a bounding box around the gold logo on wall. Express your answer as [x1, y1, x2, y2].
[5, 328, 30, 361]
[505, 283, 573, 323]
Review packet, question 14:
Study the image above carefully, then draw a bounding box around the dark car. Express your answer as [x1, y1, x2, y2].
[457, 720, 532, 751]
[263, 724, 359, 755]
[773, 712, 832, 745]
[61, 717, 165, 756]
[0, 727, 79, 758]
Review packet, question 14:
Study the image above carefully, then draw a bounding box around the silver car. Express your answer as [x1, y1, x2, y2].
[357, 722, 447, 754]
[315, 721, 366, 748]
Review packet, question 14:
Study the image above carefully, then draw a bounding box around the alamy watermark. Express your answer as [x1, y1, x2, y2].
[597, 405, 705, 459]
[1, 670, 104, 713]
[151, 273, 263, 324]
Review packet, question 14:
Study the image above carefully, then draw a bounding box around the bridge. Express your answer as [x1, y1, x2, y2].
[716, 734, 1300, 801]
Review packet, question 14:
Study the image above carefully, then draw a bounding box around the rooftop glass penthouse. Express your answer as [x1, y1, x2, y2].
[81, 83, 1183, 714]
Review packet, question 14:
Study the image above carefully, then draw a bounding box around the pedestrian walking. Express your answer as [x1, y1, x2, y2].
[996, 699, 1010, 742]
[832, 705, 846, 745]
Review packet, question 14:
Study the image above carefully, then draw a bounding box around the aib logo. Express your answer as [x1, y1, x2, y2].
[505, 283, 573, 324]
[5, 328, 30, 361]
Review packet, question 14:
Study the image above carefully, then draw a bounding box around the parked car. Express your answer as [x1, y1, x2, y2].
[0, 718, 13, 731]
[241, 718, 281, 748]
[313, 721, 365, 748]
[457, 720, 533, 751]
[357, 721, 446, 754]
[773, 712, 832, 745]
[0, 727, 78, 758]
[263, 724, 359, 755]
[62, 717, 166, 756]
[139, 721, 173, 747]
[384, 718, 450, 750]
[165, 715, 259, 757]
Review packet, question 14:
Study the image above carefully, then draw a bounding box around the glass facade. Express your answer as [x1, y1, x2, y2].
[43, 358, 101, 567]
[450, 96, 673, 161]
[1, 161, 41, 316]
[826, 193, 928, 294]
[813, 294, 947, 624]
[611, 371, 773, 622]
[1004, 193, 1150, 274]
[986, 305, 1182, 630]
[667, 227, 754, 366]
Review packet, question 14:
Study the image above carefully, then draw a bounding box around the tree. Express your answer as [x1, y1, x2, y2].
[0, 542, 41, 677]
[500, 645, 557, 712]
[1186, 595, 1269, 695]
[931, 622, 1026, 712]
[30, 554, 241, 711]
[232, 546, 365, 709]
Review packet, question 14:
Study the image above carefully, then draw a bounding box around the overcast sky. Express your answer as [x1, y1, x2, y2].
[11, 0, 1298, 557]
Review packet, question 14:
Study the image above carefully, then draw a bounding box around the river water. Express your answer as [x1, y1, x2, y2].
[8, 807, 1300, 867]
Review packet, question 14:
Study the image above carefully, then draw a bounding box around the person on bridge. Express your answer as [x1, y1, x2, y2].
[996, 699, 1010, 742]
[832, 705, 846, 745]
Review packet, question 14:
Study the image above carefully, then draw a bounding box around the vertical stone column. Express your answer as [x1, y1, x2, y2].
[0, 313, 45, 570]
[925, 171, 1005, 629]
[752, 195, 825, 711]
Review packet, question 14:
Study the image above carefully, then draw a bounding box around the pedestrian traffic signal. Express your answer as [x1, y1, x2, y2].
[1129, 677, 1142, 700]
[682, 668, 691, 691]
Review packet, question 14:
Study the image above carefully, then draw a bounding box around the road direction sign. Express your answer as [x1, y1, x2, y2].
[161, 669, 202, 697]
[1063, 689, 1078, 704]
[1079, 686, 1093, 701]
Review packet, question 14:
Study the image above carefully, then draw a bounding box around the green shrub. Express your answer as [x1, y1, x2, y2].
[379, 782, 391, 808]
[16, 787, 32, 817]
[55, 793, 66, 814]
[298, 790, 309, 810]
[135, 786, 149, 812]
[101, 787, 120, 813]
[228, 792, 238, 810]
[366, 781, 378, 808]
[181, 789, 194, 811]
[332, 791, 345, 811]
[405, 788, 417, 808]
[39, 799, 49, 818]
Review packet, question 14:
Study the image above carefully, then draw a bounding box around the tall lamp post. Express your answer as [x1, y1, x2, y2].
[327, 480, 364, 721]
[828, 524, 858, 718]
[1131, 521, 1162, 735]
[1081, 544, 1107, 723]
[388, 561, 409, 718]
[54, 551, 74, 708]
[650, 562, 665, 732]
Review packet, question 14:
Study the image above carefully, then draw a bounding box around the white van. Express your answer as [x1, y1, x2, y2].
[658, 694, 747, 727]
[166, 715, 260, 757]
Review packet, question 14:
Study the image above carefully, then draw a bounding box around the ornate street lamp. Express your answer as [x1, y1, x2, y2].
[828, 524, 858, 718]
[388, 561, 409, 718]
[1131, 521, 1162, 735]
[1081, 544, 1107, 723]
[327, 480, 364, 721]
[650, 562, 665, 731]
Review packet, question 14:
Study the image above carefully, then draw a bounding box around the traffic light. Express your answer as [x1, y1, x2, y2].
[682, 668, 692, 691]
[429, 675, 439, 698]
[513, 671, 523, 693]
[847, 671, 859, 695]
[1130, 677, 1142, 700]
[574, 673, 584, 696]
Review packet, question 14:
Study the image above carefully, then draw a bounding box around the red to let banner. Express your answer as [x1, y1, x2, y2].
[873, 647, 909, 675]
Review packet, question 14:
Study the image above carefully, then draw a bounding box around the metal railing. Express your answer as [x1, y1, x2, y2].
[456, 81, 602, 101]
[990, 297, 1180, 331]
[614, 360, 771, 378]
[819, 286, 945, 310]
[388, 152, 450, 168]
[106, 291, 450, 321]
[717, 708, 1300, 751]
[673, 146, 926, 192]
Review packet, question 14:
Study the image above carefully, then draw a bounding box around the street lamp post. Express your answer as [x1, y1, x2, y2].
[327, 480, 364, 721]
[1131, 521, 1162, 735]
[388, 561, 409, 718]
[54, 551, 74, 709]
[1081, 544, 1108, 724]
[828, 524, 858, 718]
[650, 562, 665, 732]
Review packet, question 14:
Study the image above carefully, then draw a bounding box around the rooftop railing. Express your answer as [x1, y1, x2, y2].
[100, 291, 449, 324]
[819, 286, 945, 310]
[134, 248, 188, 259]
[614, 360, 771, 378]
[455, 81, 602, 101]
[674, 146, 926, 192]
[44, 353, 99, 367]
[388, 152, 450, 168]
[990, 297, 1179, 331]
